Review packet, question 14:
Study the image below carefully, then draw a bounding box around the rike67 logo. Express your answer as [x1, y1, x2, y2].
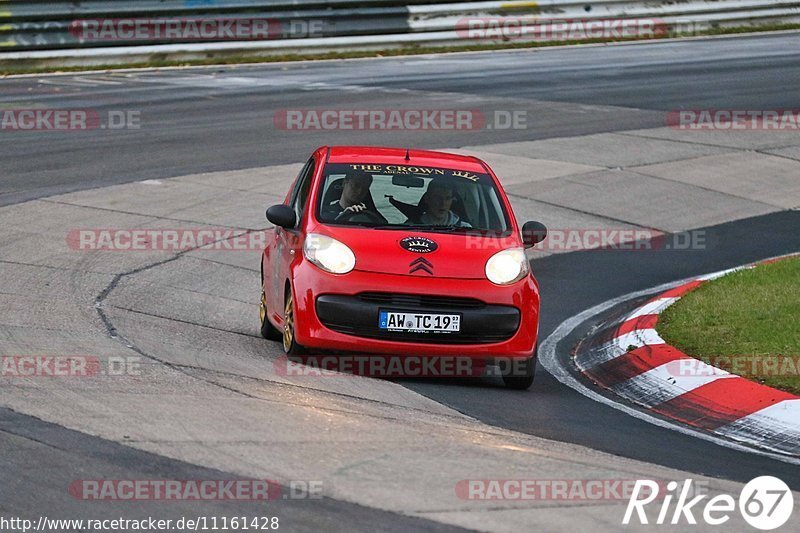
[624, 477, 794, 530]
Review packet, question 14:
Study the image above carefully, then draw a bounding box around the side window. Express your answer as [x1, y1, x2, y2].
[289, 157, 315, 224]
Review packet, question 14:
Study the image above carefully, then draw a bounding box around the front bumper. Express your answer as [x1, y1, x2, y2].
[291, 263, 539, 357]
[316, 294, 519, 344]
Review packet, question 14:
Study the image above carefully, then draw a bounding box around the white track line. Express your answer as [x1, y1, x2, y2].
[538, 267, 800, 466]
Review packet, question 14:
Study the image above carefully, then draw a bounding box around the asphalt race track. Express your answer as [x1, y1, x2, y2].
[3, 32, 800, 207]
[2, 32, 800, 531]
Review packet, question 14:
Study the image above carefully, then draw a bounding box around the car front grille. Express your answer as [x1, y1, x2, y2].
[357, 292, 485, 310]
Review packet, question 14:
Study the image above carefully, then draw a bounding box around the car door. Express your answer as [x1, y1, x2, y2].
[271, 156, 315, 313]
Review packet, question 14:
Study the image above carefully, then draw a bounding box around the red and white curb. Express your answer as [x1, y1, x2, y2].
[575, 254, 800, 457]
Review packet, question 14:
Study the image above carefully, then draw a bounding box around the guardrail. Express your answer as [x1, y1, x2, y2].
[0, 0, 799, 54]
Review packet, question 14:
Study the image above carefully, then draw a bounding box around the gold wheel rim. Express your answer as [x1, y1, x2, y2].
[283, 292, 294, 352]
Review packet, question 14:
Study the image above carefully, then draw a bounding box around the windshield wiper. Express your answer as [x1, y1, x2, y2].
[370, 225, 510, 236]
[448, 227, 509, 236]
[371, 224, 460, 232]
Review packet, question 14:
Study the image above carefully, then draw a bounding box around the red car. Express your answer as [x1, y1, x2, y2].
[259, 146, 546, 389]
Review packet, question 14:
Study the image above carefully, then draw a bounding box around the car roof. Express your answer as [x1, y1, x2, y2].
[324, 146, 490, 174]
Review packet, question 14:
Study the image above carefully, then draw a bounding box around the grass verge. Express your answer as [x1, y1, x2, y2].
[659, 256, 800, 395]
[2, 24, 800, 76]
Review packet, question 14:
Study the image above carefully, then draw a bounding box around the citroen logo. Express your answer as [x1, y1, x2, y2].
[409, 257, 433, 275]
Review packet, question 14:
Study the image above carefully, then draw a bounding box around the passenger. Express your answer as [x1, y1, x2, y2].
[418, 181, 471, 227]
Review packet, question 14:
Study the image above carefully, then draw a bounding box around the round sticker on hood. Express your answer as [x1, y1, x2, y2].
[399, 236, 438, 254]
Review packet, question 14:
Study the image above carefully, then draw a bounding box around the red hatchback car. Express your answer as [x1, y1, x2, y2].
[260, 146, 547, 389]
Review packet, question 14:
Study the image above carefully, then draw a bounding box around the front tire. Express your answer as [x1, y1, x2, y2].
[501, 348, 536, 390]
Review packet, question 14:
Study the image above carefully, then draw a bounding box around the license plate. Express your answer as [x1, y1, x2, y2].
[379, 310, 460, 333]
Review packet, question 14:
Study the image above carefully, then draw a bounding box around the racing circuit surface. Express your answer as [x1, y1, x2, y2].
[2, 32, 800, 531]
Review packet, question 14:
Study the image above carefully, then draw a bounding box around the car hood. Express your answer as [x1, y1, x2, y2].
[312, 226, 522, 279]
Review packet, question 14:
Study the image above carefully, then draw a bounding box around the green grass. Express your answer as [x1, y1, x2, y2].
[3, 24, 800, 76]
[659, 256, 800, 395]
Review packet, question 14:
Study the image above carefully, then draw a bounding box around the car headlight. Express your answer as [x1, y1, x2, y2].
[304, 233, 355, 274]
[485, 248, 528, 285]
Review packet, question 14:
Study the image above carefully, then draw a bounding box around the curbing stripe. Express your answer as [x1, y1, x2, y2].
[715, 399, 800, 456]
[625, 297, 680, 319]
[577, 253, 800, 456]
[613, 362, 735, 408]
[576, 328, 665, 370]
[584, 344, 692, 388]
[614, 313, 659, 337]
[650, 378, 797, 431]
[696, 265, 750, 281]
[653, 279, 705, 299]
[582, 314, 657, 348]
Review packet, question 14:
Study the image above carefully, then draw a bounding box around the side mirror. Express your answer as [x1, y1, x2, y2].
[522, 221, 547, 248]
[266, 204, 296, 229]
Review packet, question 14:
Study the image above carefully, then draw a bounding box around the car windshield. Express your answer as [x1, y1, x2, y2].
[316, 162, 511, 232]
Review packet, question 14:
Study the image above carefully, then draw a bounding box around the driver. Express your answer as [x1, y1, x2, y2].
[322, 172, 387, 223]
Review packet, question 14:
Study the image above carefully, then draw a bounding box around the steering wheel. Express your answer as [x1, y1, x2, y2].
[335, 208, 386, 224]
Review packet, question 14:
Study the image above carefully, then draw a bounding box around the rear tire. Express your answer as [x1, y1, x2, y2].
[282, 289, 305, 355]
[501, 347, 536, 390]
[259, 289, 282, 341]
